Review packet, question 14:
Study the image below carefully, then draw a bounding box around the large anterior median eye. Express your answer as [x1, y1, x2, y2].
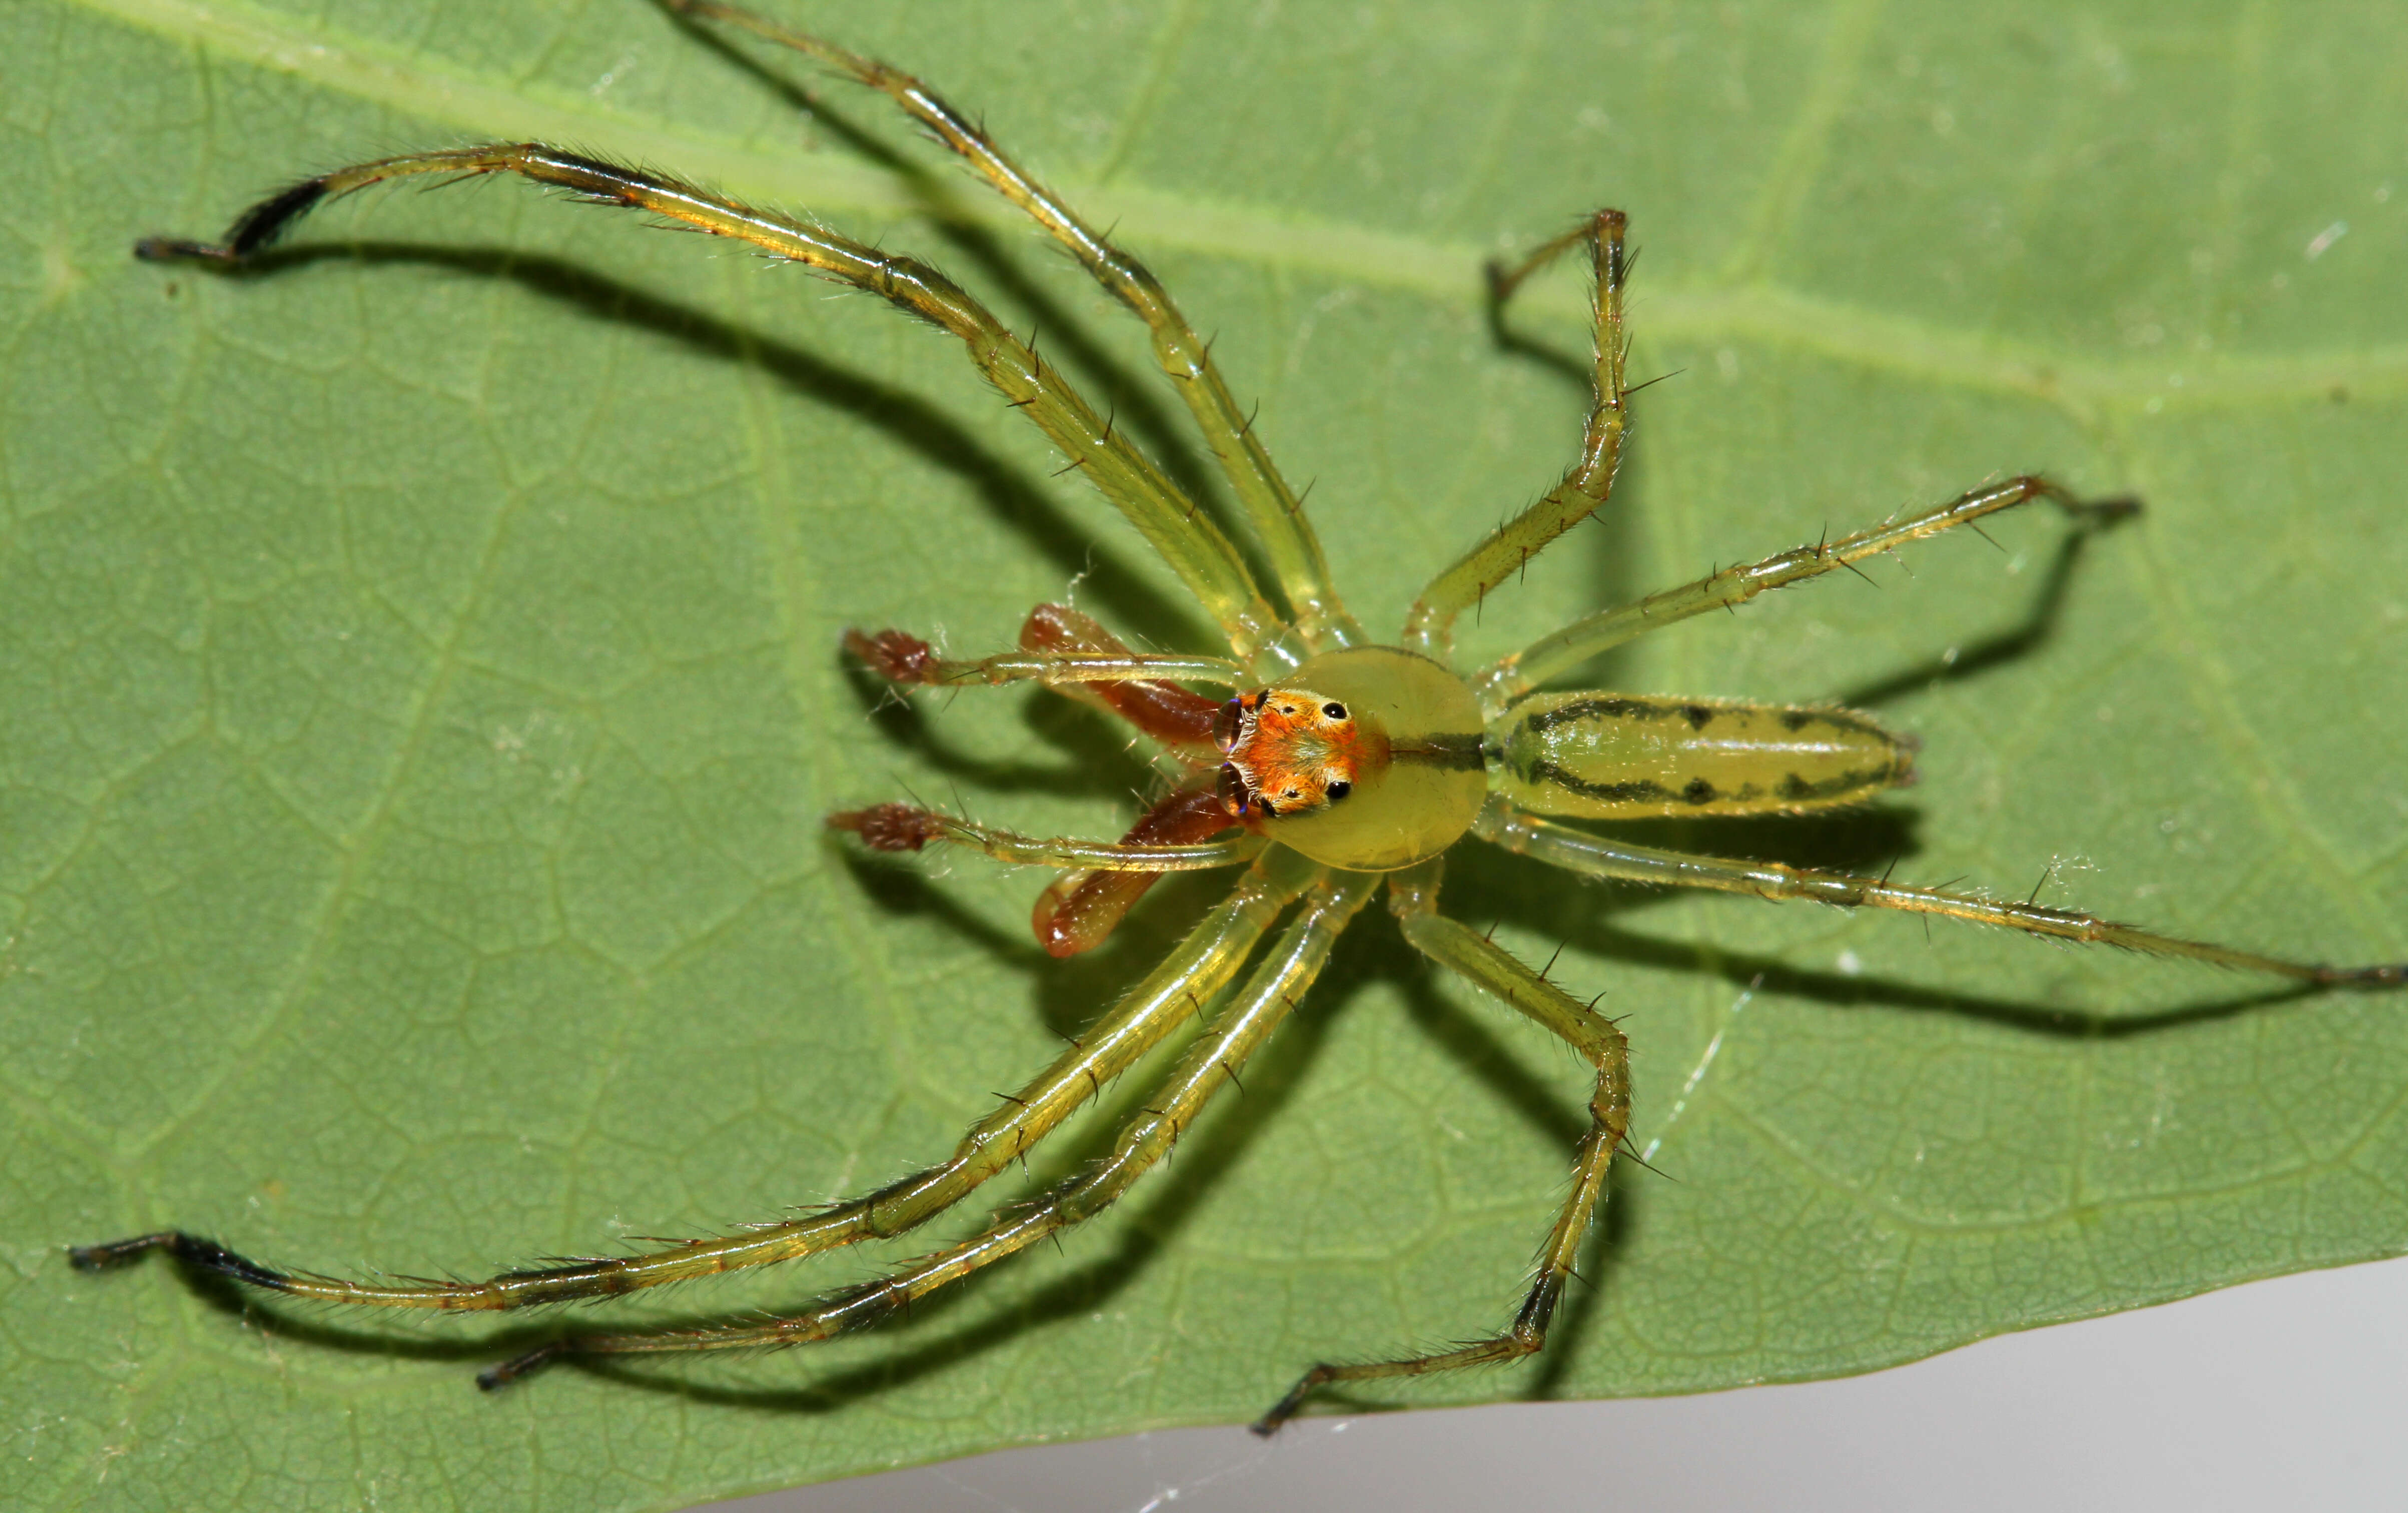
[1212, 695, 1252, 754]
[1216, 762, 1251, 817]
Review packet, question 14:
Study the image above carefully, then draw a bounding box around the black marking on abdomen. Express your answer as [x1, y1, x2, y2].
[1516, 696, 1670, 736]
[1392, 732, 1488, 772]
[1779, 768, 1888, 803]
[1524, 757, 1891, 811]
[1524, 765, 1671, 806]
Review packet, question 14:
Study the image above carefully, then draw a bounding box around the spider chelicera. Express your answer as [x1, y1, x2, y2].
[74, 0, 2407, 1434]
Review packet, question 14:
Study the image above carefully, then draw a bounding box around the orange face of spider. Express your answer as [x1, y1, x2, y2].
[1214, 689, 1374, 821]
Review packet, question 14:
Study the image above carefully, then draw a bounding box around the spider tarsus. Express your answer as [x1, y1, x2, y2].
[1252, 1364, 1340, 1435]
[67, 1233, 167, 1272]
[136, 177, 332, 266]
[476, 1342, 568, 1391]
[68, 1230, 293, 1292]
[2321, 962, 2408, 986]
[134, 236, 237, 264]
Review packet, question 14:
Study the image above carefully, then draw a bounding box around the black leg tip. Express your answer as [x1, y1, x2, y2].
[2333, 963, 2407, 987]
[72, 1230, 299, 1292]
[1251, 1370, 1323, 1435]
[133, 236, 235, 264]
[67, 1233, 173, 1272]
[477, 1343, 564, 1391]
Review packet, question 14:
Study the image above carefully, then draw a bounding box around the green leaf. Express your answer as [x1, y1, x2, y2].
[8, 0, 2405, 1506]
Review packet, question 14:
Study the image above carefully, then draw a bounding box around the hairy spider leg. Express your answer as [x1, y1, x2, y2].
[827, 802, 1258, 872]
[71, 850, 1316, 1310]
[666, 0, 1357, 655]
[1474, 476, 2138, 713]
[137, 144, 1291, 663]
[1405, 210, 1628, 660]
[1253, 856, 1631, 1432]
[844, 638, 1248, 695]
[1476, 802, 2407, 984]
[477, 857, 1371, 1387]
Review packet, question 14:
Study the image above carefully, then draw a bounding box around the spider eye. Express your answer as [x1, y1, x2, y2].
[1212, 698, 1247, 753]
[1325, 780, 1351, 801]
[1216, 762, 1250, 815]
[1322, 702, 1348, 720]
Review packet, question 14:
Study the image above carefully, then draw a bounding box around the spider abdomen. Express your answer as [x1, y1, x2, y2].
[1493, 693, 1915, 818]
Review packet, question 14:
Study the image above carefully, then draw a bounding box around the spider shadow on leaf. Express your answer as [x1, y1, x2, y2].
[479, 895, 1390, 1415]
[160, 1263, 600, 1375]
[1836, 517, 2118, 711]
[656, 0, 1253, 571]
[838, 843, 1252, 1045]
[159, 933, 1348, 1415]
[150, 224, 1285, 1396]
[1476, 231, 1654, 688]
[838, 638, 1164, 805]
[1436, 488, 2302, 1045]
[210, 240, 1213, 656]
[836, 656, 1241, 1038]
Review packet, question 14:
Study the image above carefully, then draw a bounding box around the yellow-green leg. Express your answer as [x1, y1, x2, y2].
[1476, 800, 2406, 984]
[69, 849, 1323, 1310]
[1404, 211, 1629, 661]
[667, 0, 1357, 655]
[1252, 857, 1632, 1431]
[474, 862, 1373, 1387]
[138, 143, 1287, 663]
[844, 635, 1245, 692]
[1473, 477, 2135, 712]
[828, 802, 1260, 873]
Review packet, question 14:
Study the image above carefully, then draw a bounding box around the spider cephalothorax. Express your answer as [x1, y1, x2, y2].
[76, 0, 2405, 1438]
